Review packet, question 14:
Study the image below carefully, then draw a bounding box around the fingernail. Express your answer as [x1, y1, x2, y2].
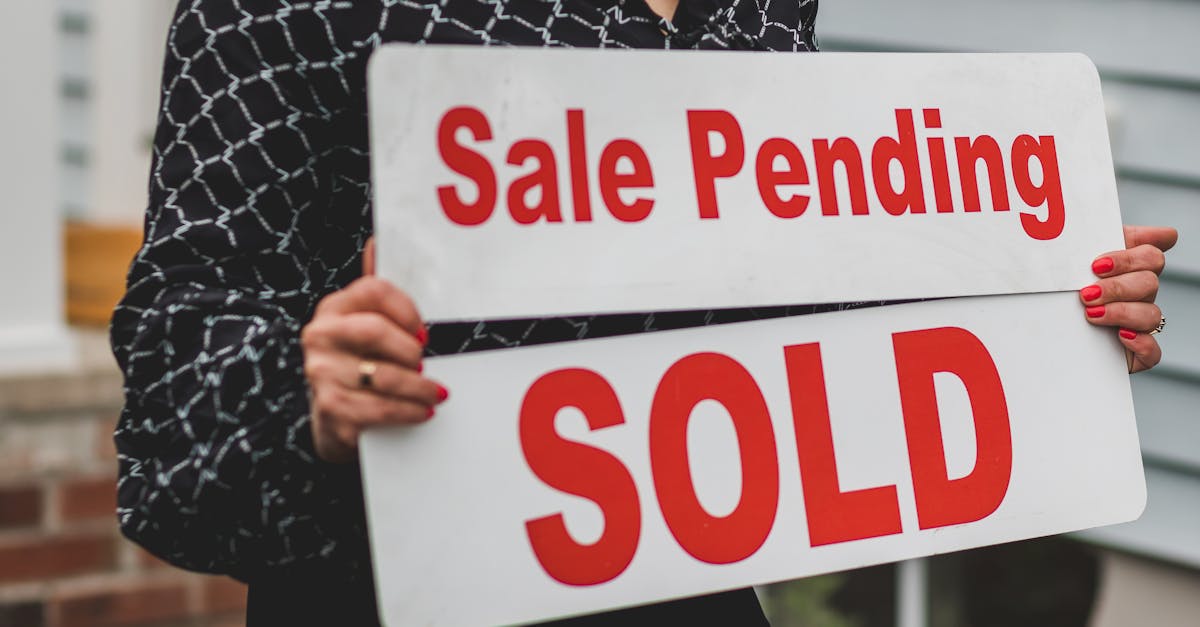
[417, 361, 424, 374]
[416, 327, 429, 346]
[1119, 328, 1137, 340]
[426, 406, 436, 419]
[435, 384, 449, 403]
[1086, 305, 1106, 318]
[1092, 257, 1114, 274]
[1080, 285, 1102, 302]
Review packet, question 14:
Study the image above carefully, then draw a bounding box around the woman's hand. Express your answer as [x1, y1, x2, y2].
[301, 238, 448, 462]
[1080, 225, 1179, 373]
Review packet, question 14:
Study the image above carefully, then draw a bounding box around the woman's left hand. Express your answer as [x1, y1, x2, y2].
[1080, 225, 1179, 373]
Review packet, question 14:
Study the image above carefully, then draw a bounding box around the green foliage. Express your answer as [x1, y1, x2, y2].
[765, 574, 862, 627]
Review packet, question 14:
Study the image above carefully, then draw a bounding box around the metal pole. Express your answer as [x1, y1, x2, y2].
[897, 558, 928, 627]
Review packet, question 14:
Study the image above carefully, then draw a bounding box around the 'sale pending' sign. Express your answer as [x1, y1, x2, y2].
[368, 48, 1126, 319]
[362, 48, 1143, 626]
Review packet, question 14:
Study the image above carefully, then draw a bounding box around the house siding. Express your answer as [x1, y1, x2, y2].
[820, 0, 1200, 569]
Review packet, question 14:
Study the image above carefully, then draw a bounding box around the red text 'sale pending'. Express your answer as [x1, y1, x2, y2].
[437, 107, 1066, 240]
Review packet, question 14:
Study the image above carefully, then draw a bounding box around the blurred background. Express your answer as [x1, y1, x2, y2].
[0, 1, 1196, 626]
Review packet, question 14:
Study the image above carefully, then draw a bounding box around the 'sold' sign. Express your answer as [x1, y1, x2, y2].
[361, 294, 1141, 626]
[363, 48, 1142, 626]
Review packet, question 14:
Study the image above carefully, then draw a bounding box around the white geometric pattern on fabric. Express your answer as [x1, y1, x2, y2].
[111, 0, 830, 586]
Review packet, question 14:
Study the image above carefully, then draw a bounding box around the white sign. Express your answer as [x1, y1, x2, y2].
[363, 48, 1141, 625]
[369, 48, 1125, 320]
[361, 292, 1143, 626]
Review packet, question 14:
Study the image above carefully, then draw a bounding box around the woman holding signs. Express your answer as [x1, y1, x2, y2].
[112, 0, 1175, 624]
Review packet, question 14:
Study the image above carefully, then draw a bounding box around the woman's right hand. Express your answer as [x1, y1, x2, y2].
[301, 240, 447, 463]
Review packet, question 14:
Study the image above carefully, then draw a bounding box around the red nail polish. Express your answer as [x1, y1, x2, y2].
[1080, 285, 1102, 302]
[1092, 257, 1114, 274]
[435, 384, 449, 403]
[1119, 329, 1137, 340]
[416, 327, 429, 346]
[426, 406, 436, 419]
[1086, 305, 1105, 318]
[417, 361, 424, 374]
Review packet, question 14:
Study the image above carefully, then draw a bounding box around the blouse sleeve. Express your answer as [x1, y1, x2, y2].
[110, 3, 372, 581]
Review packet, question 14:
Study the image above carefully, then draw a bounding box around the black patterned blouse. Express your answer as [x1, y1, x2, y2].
[112, 0, 833, 621]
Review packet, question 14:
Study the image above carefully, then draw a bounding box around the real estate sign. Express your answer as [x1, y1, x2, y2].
[364, 48, 1141, 626]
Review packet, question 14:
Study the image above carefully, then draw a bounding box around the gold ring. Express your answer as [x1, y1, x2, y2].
[1149, 315, 1166, 336]
[358, 360, 378, 388]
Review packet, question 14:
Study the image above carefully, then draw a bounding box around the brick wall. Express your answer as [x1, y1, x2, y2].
[0, 332, 246, 627]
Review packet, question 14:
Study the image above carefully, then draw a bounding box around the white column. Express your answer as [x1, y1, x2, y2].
[0, 2, 76, 373]
[89, 0, 173, 225]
